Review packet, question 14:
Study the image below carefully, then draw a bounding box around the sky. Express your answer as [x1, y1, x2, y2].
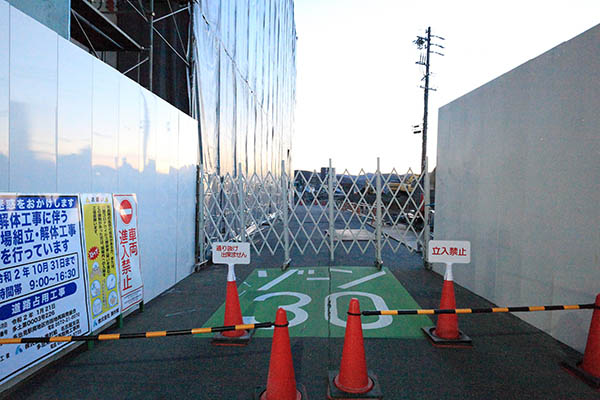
[291, 0, 599, 174]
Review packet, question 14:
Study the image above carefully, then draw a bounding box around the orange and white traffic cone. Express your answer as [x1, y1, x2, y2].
[435, 275, 459, 340]
[212, 264, 251, 346]
[255, 308, 307, 399]
[422, 263, 472, 347]
[562, 293, 600, 388]
[328, 298, 382, 399]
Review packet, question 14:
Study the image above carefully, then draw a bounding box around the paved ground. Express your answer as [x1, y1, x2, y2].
[2, 239, 597, 399]
[202, 266, 434, 338]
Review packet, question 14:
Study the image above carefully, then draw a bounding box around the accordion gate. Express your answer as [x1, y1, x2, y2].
[199, 159, 431, 269]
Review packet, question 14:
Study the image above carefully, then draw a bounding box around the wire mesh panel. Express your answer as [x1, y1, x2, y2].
[201, 170, 285, 258]
[245, 171, 285, 255]
[329, 168, 377, 254]
[199, 160, 428, 266]
[379, 168, 426, 253]
[289, 170, 331, 254]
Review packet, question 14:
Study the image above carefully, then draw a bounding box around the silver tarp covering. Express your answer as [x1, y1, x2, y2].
[193, 0, 296, 177]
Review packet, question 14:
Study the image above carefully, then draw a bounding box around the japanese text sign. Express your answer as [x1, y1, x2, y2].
[80, 194, 120, 330]
[428, 240, 471, 264]
[212, 242, 250, 265]
[113, 194, 143, 312]
[0, 194, 90, 385]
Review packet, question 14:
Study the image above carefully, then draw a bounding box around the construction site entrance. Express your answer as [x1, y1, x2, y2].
[198, 158, 432, 268]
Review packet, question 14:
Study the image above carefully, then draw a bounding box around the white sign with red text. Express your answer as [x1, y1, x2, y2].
[113, 194, 143, 312]
[428, 240, 471, 264]
[212, 242, 250, 265]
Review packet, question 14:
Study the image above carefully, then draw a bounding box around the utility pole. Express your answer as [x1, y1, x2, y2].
[414, 27, 444, 175]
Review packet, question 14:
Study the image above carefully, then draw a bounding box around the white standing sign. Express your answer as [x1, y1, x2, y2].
[0, 194, 90, 385]
[428, 240, 471, 264]
[113, 194, 143, 312]
[212, 242, 251, 265]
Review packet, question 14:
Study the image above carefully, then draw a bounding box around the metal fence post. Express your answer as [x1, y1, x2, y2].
[375, 157, 383, 269]
[238, 163, 246, 242]
[282, 160, 291, 269]
[328, 159, 335, 264]
[199, 163, 206, 265]
[423, 157, 431, 269]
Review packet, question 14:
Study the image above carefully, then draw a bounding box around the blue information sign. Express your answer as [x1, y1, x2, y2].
[0, 194, 90, 385]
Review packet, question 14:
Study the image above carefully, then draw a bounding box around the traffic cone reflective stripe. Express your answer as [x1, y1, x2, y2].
[261, 308, 301, 400]
[581, 294, 600, 377]
[434, 264, 460, 340]
[222, 264, 245, 338]
[334, 298, 374, 394]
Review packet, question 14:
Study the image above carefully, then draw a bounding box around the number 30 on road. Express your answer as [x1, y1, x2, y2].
[251, 291, 392, 329]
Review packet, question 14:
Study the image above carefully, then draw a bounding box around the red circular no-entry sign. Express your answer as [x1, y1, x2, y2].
[118, 199, 133, 224]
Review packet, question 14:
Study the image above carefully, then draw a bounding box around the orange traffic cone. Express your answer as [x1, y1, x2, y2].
[328, 298, 382, 399]
[436, 278, 459, 339]
[255, 308, 307, 400]
[212, 264, 251, 346]
[422, 263, 472, 347]
[562, 293, 600, 388]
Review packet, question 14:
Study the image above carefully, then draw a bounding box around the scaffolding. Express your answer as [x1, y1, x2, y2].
[70, 0, 195, 116]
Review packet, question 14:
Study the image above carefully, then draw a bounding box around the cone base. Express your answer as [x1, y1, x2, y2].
[327, 370, 383, 399]
[211, 330, 252, 346]
[561, 360, 600, 390]
[253, 383, 307, 399]
[422, 326, 473, 348]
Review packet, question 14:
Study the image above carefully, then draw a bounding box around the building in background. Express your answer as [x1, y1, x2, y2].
[434, 24, 599, 353]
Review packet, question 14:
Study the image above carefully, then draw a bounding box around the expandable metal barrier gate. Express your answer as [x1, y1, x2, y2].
[198, 158, 433, 269]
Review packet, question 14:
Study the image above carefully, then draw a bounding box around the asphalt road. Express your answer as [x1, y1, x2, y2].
[3, 240, 597, 399]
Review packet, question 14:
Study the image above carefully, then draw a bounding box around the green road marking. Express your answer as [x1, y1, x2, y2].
[201, 266, 432, 338]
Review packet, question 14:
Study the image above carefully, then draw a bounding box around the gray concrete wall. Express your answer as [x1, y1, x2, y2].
[434, 24, 600, 352]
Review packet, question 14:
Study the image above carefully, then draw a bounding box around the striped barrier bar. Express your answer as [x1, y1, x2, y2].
[0, 322, 274, 345]
[362, 303, 597, 316]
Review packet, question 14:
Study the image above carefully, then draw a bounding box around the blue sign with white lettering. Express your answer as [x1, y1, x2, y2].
[0, 194, 90, 385]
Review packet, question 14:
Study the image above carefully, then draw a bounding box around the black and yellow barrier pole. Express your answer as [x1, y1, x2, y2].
[0, 322, 273, 345]
[362, 303, 597, 316]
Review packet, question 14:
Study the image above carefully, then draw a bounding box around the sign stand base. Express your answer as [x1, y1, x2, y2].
[421, 326, 473, 348]
[253, 384, 308, 399]
[211, 329, 253, 346]
[327, 370, 383, 399]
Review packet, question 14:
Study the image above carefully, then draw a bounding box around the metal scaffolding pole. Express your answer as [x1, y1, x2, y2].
[148, 0, 154, 91]
[238, 163, 246, 242]
[328, 159, 335, 264]
[282, 160, 291, 270]
[375, 157, 383, 269]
